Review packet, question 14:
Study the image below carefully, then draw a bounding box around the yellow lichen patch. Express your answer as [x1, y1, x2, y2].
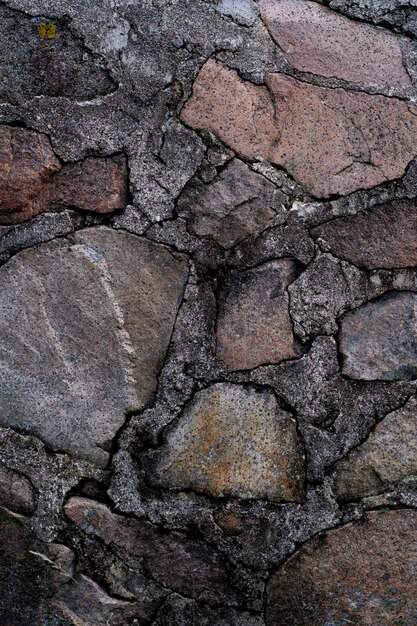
[37, 22, 57, 39]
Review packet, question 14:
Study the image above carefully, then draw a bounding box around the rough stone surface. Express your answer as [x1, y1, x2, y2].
[217, 0, 259, 26]
[259, 0, 411, 89]
[312, 199, 417, 269]
[333, 396, 417, 500]
[177, 158, 284, 249]
[143, 383, 304, 501]
[0, 126, 128, 224]
[0, 464, 35, 515]
[266, 510, 417, 626]
[0, 227, 187, 465]
[64, 496, 242, 605]
[217, 259, 298, 370]
[340, 291, 417, 381]
[181, 59, 417, 198]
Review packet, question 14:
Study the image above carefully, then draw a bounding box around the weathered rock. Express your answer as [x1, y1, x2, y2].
[0, 126, 128, 224]
[0, 464, 35, 515]
[64, 497, 242, 605]
[177, 159, 283, 249]
[0, 4, 115, 104]
[333, 396, 417, 500]
[259, 0, 411, 89]
[312, 200, 417, 269]
[216, 0, 259, 26]
[266, 510, 417, 626]
[0, 227, 188, 466]
[154, 594, 264, 626]
[217, 260, 298, 370]
[181, 59, 417, 198]
[143, 383, 304, 501]
[340, 291, 417, 381]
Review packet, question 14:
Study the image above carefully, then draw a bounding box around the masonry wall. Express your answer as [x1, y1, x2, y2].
[0, 1, 416, 624]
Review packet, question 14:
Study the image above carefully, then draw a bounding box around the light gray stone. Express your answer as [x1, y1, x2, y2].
[217, 0, 259, 26]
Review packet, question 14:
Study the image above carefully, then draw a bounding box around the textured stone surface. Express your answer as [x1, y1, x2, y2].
[0, 464, 35, 515]
[0, 126, 128, 224]
[64, 497, 242, 605]
[216, 0, 259, 26]
[181, 59, 417, 197]
[259, 0, 411, 89]
[177, 159, 283, 249]
[217, 259, 298, 370]
[334, 396, 417, 500]
[340, 291, 417, 381]
[0, 227, 187, 465]
[312, 200, 417, 269]
[143, 383, 304, 501]
[0, 4, 115, 104]
[266, 510, 417, 626]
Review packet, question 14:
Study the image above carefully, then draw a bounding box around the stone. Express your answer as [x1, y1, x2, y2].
[177, 159, 283, 249]
[0, 227, 188, 466]
[340, 291, 417, 381]
[333, 396, 417, 500]
[266, 510, 417, 626]
[181, 59, 417, 198]
[0, 464, 35, 515]
[0, 126, 128, 224]
[142, 383, 304, 501]
[64, 497, 242, 605]
[259, 0, 411, 90]
[0, 4, 115, 104]
[216, 260, 298, 370]
[312, 200, 417, 270]
[216, 0, 259, 26]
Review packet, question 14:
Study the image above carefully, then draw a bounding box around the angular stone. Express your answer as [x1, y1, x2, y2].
[216, 260, 298, 370]
[340, 291, 417, 381]
[0, 126, 128, 224]
[143, 383, 304, 501]
[312, 200, 417, 270]
[181, 59, 417, 198]
[216, 0, 259, 26]
[0, 4, 115, 104]
[64, 497, 241, 605]
[266, 510, 417, 626]
[0, 227, 188, 466]
[333, 396, 417, 500]
[0, 464, 35, 515]
[177, 159, 283, 249]
[259, 0, 411, 89]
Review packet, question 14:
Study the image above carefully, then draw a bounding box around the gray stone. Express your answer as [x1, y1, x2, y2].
[143, 383, 305, 501]
[216, 0, 259, 26]
[0, 464, 35, 515]
[0, 227, 188, 466]
[333, 396, 417, 500]
[177, 159, 282, 249]
[340, 291, 417, 381]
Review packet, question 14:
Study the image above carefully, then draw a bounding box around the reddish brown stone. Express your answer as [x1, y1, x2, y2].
[177, 159, 282, 248]
[312, 200, 417, 269]
[216, 259, 297, 370]
[0, 464, 35, 515]
[333, 396, 417, 500]
[340, 291, 417, 381]
[260, 0, 411, 89]
[0, 126, 128, 224]
[181, 59, 417, 198]
[266, 510, 417, 626]
[64, 497, 242, 606]
[214, 508, 258, 535]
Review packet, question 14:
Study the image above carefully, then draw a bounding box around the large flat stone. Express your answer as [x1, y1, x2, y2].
[181, 59, 417, 198]
[266, 510, 417, 625]
[143, 383, 304, 501]
[0, 227, 188, 466]
[333, 396, 417, 500]
[64, 496, 242, 605]
[217, 260, 298, 370]
[259, 0, 411, 89]
[0, 126, 128, 224]
[340, 291, 417, 381]
[312, 200, 417, 269]
[177, 158, 281, 249]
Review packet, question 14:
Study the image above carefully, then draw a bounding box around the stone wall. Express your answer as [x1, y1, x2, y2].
[0, 1, 416, 624]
